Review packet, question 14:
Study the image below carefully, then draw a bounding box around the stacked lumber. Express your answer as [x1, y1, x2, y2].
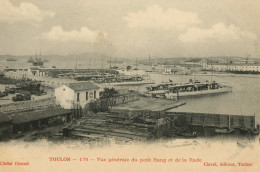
[63, 112, 158, 144]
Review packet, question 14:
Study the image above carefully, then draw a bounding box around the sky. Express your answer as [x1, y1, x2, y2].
[0, 0, 260, 58]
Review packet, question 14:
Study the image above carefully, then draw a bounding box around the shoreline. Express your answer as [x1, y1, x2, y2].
[159, 73, 260, 78]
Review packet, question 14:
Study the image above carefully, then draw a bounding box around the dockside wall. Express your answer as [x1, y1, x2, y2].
[110, 109, 256, 130]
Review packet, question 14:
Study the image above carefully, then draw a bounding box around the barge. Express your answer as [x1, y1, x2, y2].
[146, 79, 232, 99]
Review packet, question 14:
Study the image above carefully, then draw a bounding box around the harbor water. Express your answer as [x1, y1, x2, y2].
[149, 74, 260, 124]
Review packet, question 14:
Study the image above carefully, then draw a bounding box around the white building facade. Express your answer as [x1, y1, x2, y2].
[55, 82, 100, 109]
[4, 67, 75, 88]
[163, 66, 172, 74]
[202, 63, 260, 72]
[4, 68, 28, 79]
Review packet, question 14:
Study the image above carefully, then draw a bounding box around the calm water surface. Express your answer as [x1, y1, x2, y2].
[150, 74, 260, 123]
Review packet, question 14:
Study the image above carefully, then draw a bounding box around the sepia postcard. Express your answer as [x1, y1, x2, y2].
[0, 0, 260, 171]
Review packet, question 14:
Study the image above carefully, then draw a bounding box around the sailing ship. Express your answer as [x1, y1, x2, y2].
[28, 50, 45, 66]
[32, 58, 44, 66]
[28, 56, 44, 66]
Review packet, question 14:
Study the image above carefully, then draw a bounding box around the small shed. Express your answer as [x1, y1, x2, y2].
[12, 108, 72, 133]
[55, 81, 100, 109]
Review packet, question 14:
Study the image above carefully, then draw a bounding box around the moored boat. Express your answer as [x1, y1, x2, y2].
[146, 79, 232, 100]
[166, 80, 232, 99]
[174, 132, 197, 138]
[215, 128, 234, 134]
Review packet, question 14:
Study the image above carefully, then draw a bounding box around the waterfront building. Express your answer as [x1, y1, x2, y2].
[3, 66, 46, 79]
[163, 66, 172, 74]
[3, 67, 117, 88]
[116, 69, 147, 76]
[4, 67, 28, 79]
[202, 63, 260, 73]
[55, 82, 100, 109]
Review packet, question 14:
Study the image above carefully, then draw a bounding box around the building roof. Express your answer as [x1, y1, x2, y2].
[4, 68, 28, 71]
[0, 113, 12, 124]
[185, 58, 202, 63]
[66, 82, 100, 91]
[12, 108, 71, 124]
[206, 63, 260, 66]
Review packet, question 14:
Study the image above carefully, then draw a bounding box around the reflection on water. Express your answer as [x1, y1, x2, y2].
[149, 74, 260, 123]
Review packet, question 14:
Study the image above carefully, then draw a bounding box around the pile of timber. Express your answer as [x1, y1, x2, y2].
[62, 112, 158, 143]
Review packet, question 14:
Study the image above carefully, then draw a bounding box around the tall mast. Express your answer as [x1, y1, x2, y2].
[211, 57, 213, 82]
[74, 56, 77, 73]
[149, 52, 151, 65]
[109, 57, 111, 69]
[35, 49, 37, 60]
[193, 57, 195, 81]
[135, 58, 137, 69]
[149, 52, 152, 69]
[76, 57, 77, 69]
[101, 57, 103, 69]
